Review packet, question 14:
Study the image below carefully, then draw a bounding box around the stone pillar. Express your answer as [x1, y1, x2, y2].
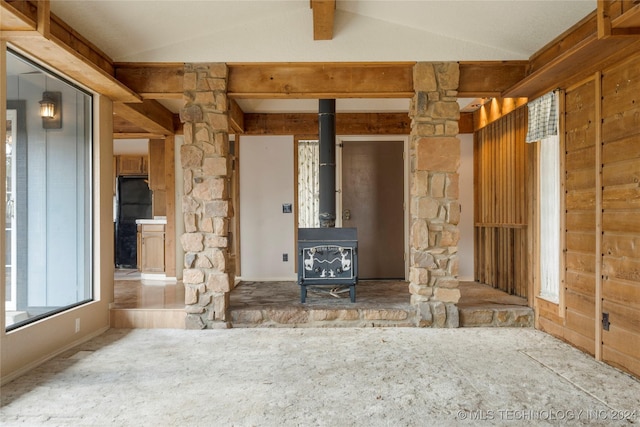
[409, 62, 461, 328]
[180, 63, 232, 329]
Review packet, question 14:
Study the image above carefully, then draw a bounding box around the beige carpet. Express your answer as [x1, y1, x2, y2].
[1, 328, 639, 426]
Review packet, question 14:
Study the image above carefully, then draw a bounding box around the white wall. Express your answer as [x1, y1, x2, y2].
[239, 135, 296, 281]
[458, 134, 475, 281]
[113, 138, 148, 155]
[237, 133, 474, 282]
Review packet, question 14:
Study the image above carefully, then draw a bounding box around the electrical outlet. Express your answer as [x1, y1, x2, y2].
[75, 318, 81, 333]
[283, 253, 288, 262]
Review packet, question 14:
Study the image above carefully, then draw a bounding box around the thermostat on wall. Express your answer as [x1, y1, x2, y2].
[282, 203, 292, 213]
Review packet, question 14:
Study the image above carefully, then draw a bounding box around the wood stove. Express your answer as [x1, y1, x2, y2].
[297, 228, 358, 303]
[297, 99, 359, 302]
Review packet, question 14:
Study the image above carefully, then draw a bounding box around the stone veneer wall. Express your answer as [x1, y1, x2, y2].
[409, 62, 461, 327]
[180, 63, 232, 329]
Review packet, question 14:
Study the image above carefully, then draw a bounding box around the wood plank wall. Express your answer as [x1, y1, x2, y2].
[600, 55, 640, 376]
[473, 107, 529, 297]
[562, 79, 597, 356]
[536, 53, 640, 379]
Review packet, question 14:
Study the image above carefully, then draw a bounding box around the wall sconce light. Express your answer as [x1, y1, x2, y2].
[39, 97, 55, 118]
[40, 91, 62, 129]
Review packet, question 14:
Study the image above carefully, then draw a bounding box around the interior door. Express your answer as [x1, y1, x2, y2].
[341, 140, 404, 279]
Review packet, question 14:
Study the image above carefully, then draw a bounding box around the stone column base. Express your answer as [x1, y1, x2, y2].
[416, 301, 459, 328]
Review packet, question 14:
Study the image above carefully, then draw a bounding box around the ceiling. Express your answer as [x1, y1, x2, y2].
[50, 1, 596, 63]
[46, 0, 596, 114]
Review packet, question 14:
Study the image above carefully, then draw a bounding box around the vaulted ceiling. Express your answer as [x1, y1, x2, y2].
[49, 0, 595, 63]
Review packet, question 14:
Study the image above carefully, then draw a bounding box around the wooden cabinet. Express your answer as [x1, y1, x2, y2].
[137, 222, 165, 274]
[148, 140, 167, 217]
[117, 155, 148, 176]
[148, 140, 165, 191]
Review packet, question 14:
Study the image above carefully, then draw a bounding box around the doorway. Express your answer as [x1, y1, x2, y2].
[338, 138, 407, 279]
[115, 176, 152, 268]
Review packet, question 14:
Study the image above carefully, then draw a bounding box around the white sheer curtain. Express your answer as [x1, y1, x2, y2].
[527, 90, 561, 303]
[539, 135, 560, 303]
[298, 140, 319, 228]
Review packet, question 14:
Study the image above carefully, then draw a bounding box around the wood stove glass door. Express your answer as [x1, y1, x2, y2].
[340, 140, 405, 279]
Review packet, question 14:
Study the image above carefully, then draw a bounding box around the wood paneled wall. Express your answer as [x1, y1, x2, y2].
[600, 55, 640, 376]
[561, 80, 597, 356]
[474, 107, 530, 297]
[536, 53, 640, 379]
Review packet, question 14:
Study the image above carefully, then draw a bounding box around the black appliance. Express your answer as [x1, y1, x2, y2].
[297, 228, 358, 303]
[296, 99, 359, 303]
[115, 176, 152, 268]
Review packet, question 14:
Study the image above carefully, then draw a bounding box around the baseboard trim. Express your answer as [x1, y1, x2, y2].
[1, 326, 109, 386]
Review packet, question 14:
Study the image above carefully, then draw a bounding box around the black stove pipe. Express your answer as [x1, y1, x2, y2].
[318, 99, 336, 228]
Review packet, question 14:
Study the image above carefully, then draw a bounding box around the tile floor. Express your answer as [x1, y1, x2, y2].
[113, 270, 531, 328]
[114, 269, 528, 312]
[113, 269, 184, 310]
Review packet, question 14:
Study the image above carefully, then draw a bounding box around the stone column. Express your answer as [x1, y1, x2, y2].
[180, 63, 232, 329]
[409, 62, 461, 327]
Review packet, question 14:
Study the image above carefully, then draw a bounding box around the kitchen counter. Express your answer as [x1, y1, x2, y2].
[136, 217, 166, 225]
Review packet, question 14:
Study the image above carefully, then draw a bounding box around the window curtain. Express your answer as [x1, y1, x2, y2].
[525, 91, 558, 143]
[539, 134, 561, 303]
[298, 140, 320, 228]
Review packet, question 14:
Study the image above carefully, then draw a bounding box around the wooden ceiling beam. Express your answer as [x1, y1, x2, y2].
[4, 36, 141, 103]
[113, 100, 177, 136]
[243, 112, 475, 135]
[1, 2, 181, 136]
[227, 62, 415, 98]
[36, 0, 50, 38]
[112, 61, 533, 103]
[113, 133, 167, 140]
[458, 62, 528, 97]
[2, 1, 113, 73]
[0, 0, 37, 31]
[113, 115, 146, 133]
[503, 11, 640, 99]
[311, 0, 335, 41]
[1, 0, 139, 103]
[242, 111, 475, 134]
[49, 10, 114, 75]
[115, 62, 417, 99]
[598, 0, 640, 39]
[243, 112, 411, 135]
[115, 63, 185, 99]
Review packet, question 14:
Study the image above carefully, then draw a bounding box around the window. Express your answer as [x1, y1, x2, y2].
[526, 91, 561, 303]
[298, 139, 319, 228]
[539, 135, 561, 303]
[5, 50, 93, 330]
